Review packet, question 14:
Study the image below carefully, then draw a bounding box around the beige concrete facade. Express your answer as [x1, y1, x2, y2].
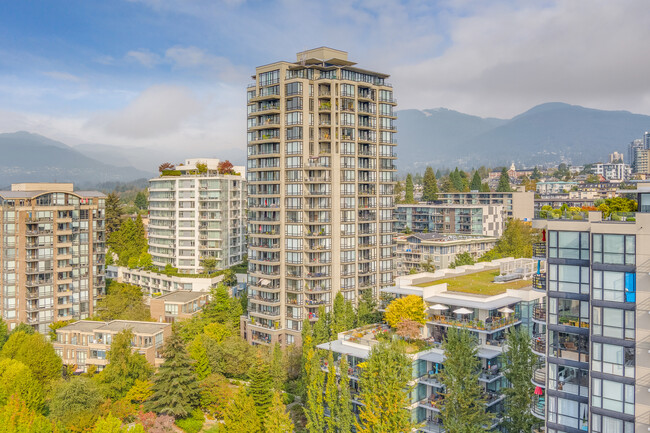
[243, 48, 396, 346]
[0, 183, 106, 334]
[149, 290, 209, 323]
[437, 190, 535, 221]
[53, 320, 171, 370]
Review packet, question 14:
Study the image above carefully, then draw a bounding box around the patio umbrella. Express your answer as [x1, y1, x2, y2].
[429, 304, 449, 311]
[534, 386, 543, 395]
[498, 307, 514, 314]
[453, 308, 473, 315]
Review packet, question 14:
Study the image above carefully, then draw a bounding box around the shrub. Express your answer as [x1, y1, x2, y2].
[175, 410, 204, 433]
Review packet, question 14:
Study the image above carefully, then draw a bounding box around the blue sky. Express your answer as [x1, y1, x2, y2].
[1, 0, 649, 167]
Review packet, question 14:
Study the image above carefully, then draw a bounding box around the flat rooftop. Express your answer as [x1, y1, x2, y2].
[156, 291, 207, 303]
[414, 269, 531, 296]
[58, 320, 170, 335]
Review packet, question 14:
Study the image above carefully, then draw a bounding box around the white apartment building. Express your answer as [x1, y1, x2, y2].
[148, 158, 247, 274]
[242, 47, 397, 347]
[592, 162, 630, 182]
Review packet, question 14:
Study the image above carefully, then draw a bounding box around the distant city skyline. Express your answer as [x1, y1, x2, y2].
[1, 0, 649, 160]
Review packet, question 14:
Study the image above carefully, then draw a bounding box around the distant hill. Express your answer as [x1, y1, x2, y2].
[0, 131, 153, 187]
[396, 103, 650, 171]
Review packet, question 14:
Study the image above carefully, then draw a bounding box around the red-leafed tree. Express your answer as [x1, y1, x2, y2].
[158, 162, 175, 173]
[217, 160, 234, 175]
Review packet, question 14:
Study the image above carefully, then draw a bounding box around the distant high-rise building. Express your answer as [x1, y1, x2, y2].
[609, 151, 624, 163]
[0, 183, 106, 334]
[148, 158, 247, 274]
[242, 47, 397, 346]
[629, 138, 646, 173]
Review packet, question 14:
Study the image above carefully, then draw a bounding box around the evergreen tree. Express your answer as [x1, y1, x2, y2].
[337, 356, 353, 433]
[459, 169, 469, 191]
[188, 335, 211, 380]
[312, 306, 330, 344]
[439, 328, 491, 432]
[422, 166, 438, 202]
[480, 182, 491, 192]
[343, 299, 355, 330]
[405, 174, 415, 203]
[264, 391, 295, 433]
[356, 289, 380, 326]
[105, 192, 124, 236]
[394, 180, 404, 203]
[531, 166, 542, 180]
[305, 354, 325, 433]
[497, 167, 512, 192]
[221, 387, 261, 433]
[451, 168, 464, 191]
[325, 351, 338, 432]
[134, 191, 148, 210]
[0, 319, 8, 350]
[470, 171, 482, 191]
[247, 354, 274, 425]
[95, 281, 150, 321]
[146, 332, 199, 418]
[331, 292, 351, 335]
[503, 327, 537, 433]
[441, 175, 456, 192]
[356, 340, 418, 433]
[449, 251, 475, 269]
[269, 343, 287, 392]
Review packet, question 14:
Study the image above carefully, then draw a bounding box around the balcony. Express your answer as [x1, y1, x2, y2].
[532, 366, 546, 387]
[428, 314, 520, 333]
[532, 273, 546, 292]
[531, 395, 545, 420]
[532, 242, 546, 259]
[533, 304, 546, 323]
[532, 335, 546, 355]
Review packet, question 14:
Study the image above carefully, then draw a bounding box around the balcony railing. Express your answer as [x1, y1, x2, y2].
[532, 274, 546, 292]
[532, 335, 546, 354]
[429, 314, 520, 332]
[532, 242, 546, 258]
[533, 304, 546, 322]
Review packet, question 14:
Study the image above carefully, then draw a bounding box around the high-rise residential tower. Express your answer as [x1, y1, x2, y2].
[532, 186, 650, 433]
[0, 183, 106, 334]
[243, 47, 397, 346]
[148, 158, 247, 274]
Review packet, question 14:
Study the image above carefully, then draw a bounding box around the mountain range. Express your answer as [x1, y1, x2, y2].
[0, 132, 153, 188]
[396, 102, 650, 171]
[1, 103, 649, 186]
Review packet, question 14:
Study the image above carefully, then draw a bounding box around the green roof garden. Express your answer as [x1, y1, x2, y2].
[413, 269, 531, 296]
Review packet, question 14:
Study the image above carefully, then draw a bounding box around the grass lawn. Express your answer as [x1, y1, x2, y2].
[413, 270, 531, 296]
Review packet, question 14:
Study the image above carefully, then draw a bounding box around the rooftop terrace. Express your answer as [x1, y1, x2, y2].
[414, 269, 531, 296]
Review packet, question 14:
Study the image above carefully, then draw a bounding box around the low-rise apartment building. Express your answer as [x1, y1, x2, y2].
[53, 320, 171, 371]
[148, 158, 247, 274]
[592, 162, 630, 181]
[435, 188, 534, 221]
[318, 259, 545, 432]
[149, 291, 209, 323]
[0, 183, 106, 334]
[395, 204, 504, 237]
[536, 181, 578, 195]
[106, 265, 224, 295]
[394, 233, 497, 275]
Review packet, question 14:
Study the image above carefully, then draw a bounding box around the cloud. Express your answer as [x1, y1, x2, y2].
[87, 84, 202, 139]
[42, 71, 82, 82]
[126, 49, 161, 67]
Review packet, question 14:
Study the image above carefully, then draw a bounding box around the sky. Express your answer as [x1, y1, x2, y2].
[1, 0, 649, 168]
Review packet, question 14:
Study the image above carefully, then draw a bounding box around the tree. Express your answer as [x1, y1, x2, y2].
[331, 292, 354, 335]
[497, 167, 512, 192]
[107, 215, 148, 266]
[269, 343, 287, 392]
[138, 252, 153, 269]
[450, 251, 475, 269]
[217, 160, 235, 175]
[105, 192, 124, 236]
[304, 354, 325, 433]
[195, 162, 208, 174]
[95, 329, 153, 400]
[202, 283, 242, 327]
[188, 335, 211, 381]
[405, 174, 415, 203]
[422, 167, 438, 201]
[480, 182, 491, 192]
[201, 258, 218, 275]
[312, 306, 330, 345]
[92, 415, 127, 433]
[95, 281, 151, 321]
[470, 171, 482, 191]
[324, 351, 338, 432]
[221, 387, 261, 433]
[0, 331, 62, 388]
[204, 335, 255, 378]
[158, 162, 175, 172]
[146, 332, 199, 418]
[337, 356, 353, 433]
[356, 340, 418, 433]
[502, 327, 537, 433]
[222, 268, 238, 286]
[480, 219, 538, 261]
[394, 180, 404, 203]
[199, 373, 232, 420]
[396, 319, 423, 340]
[0, 395, 54, 433]
[531, 166, 542, 180]
[0, 358, 44, 411]
[124, 379, 154, 405]
[384, 295, 426, 329]
[48, 319, 72, 340]
[0, 319, 8, 350]
[439, 328, 490, 432]
[134, 191, 148, 211]
[356, 289, 381, 327]
[247, 354, 273, 425]
[50, 377, 104, 430]
[264, 391, 295, 433]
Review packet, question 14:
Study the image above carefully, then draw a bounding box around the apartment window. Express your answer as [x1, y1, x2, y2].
[592, 414, 634, 433]
[548, 231, 589, 260]
[341, 184, 355, 196]
[286, 82, 302, 96]
[547, 397, 588, 431]
[592, 271, 635, 302]
[549, 298, 589, 327]
[286, 97, 302, 111]
[548, 264, 589, 294]
[341, 250, 356, 263]
[286, 238, 302, 251]
[341, 112, 355, 126]
[341, 237, 355, 249]
[259, 70, 279, 86]
[285, 225, 302, 237]
[548, 364, 588, 396]
[286, 126, 302, 140]
[341, 142, 355, 155]
[592, 378, 634, 415]
[341, 157, 355, 168]
[341, 83, 355, 97]
[593, 234, 635, 265]
[286, 112, 302, 125]
[286, 141, 302, 155]
[165, 304, 179, 315]
[592, 342, 634, 377]
[592, 307, 634, 340]
[286, 252, 302, 264]
[286, 156, 302, 168]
